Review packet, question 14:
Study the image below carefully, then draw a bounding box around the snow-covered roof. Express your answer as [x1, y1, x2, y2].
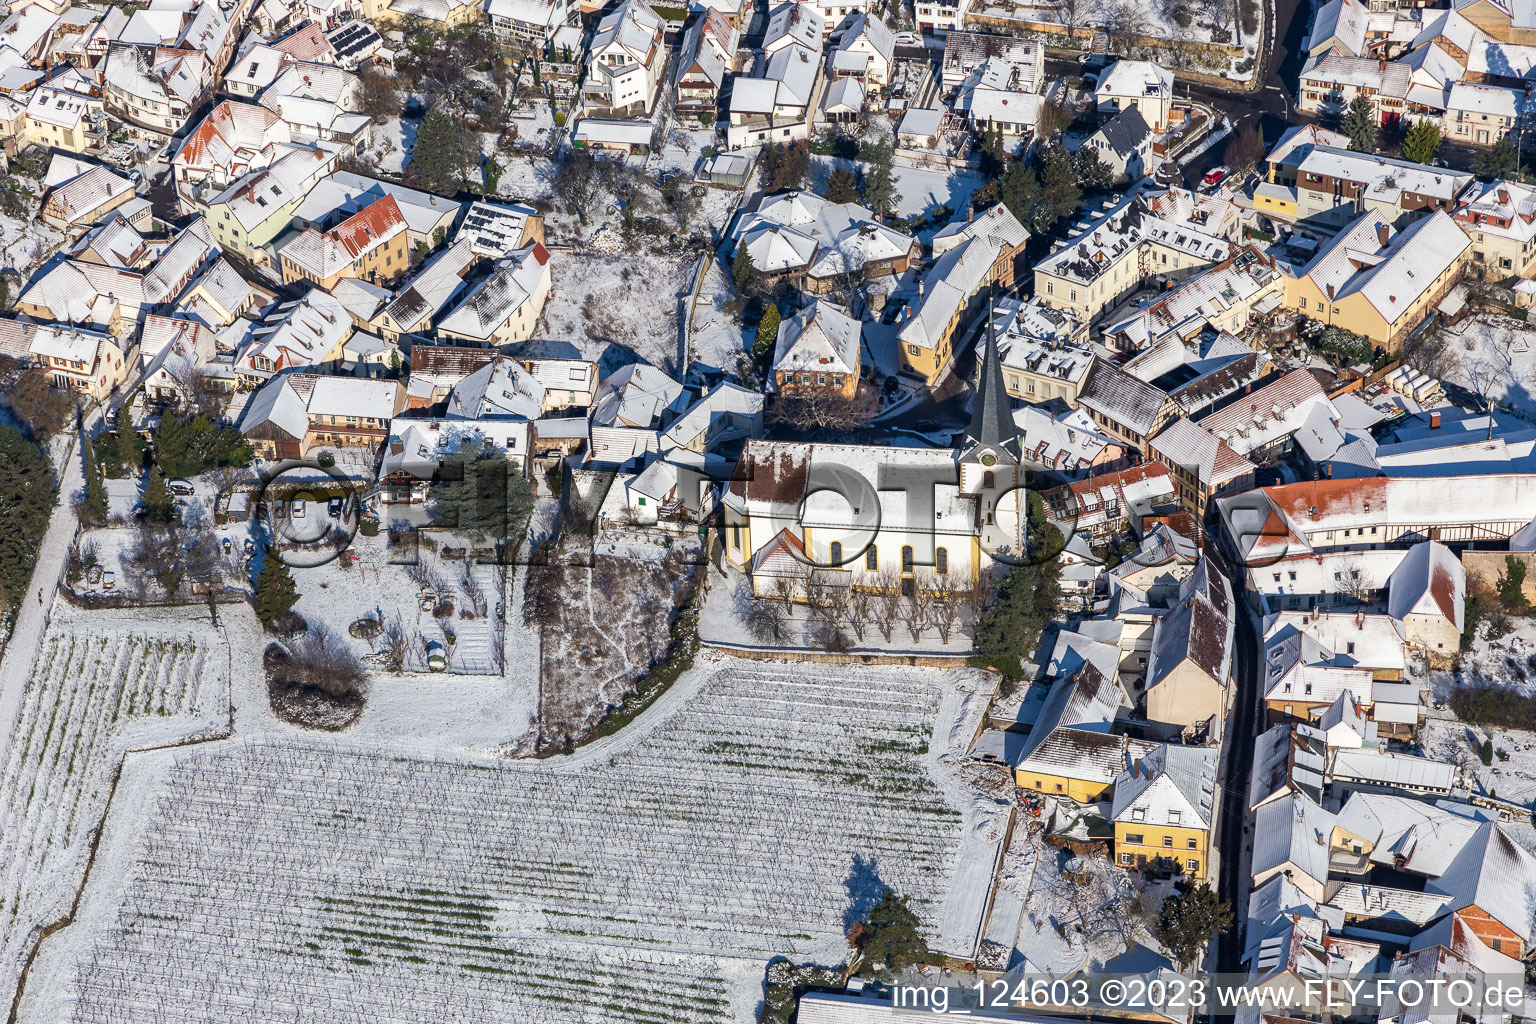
[1299, 210, 1471, 327]
[1095, 59, 1172, 102]
[1146, 559, 1233, 692]
[1386, 540, 1465, 630]
[660, 382, 762, 450]
[434, 243, 549, 343]
[762, 0, 822, 51]
[235, 287, 353, 375]
[734, 190, 912, 282]
[1150, 416, 1254, 488]
[44, 162, 133, 224]
[1252, 792, 1335, 887]
[306, 375, 401, 420]
[237, 374, 310, 440]
[291, 171, 462, 240]
[773, 300, 861, 377]
[381, 238, 477, 334]
[1112, 743, 1217, 830]
[208, 146, 333, 232]
[447, 355, 547, 420]
[1014, 406, 1116, 473]
[593, 363, 687, 429]
[590, 0, 662, 65]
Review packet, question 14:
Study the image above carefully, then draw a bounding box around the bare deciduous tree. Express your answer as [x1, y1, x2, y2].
[845, 586, 874, 641]
[769, 385, 881, 432]
[772, 574, 799, 610]
[1337, 561, 1373, 606]
[930, 572, 968, 644]
[746, 597, 789, 644]
[871, 570, 903, 642]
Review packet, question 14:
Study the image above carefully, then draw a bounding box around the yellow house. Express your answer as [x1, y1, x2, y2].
[1111, 743, 1218, 881]
[1284, 209, 1471, 353]
[1144, 561, 1234, 741]
[1012, 659, 1142, 802]
[772, 300, 862, 401]
[362, 0, 484, 29]
[201, 147, 336, 263]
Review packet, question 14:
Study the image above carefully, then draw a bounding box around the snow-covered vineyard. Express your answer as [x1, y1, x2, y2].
[23, 662, 1002, 1024]
[0, 628, 229, 1002]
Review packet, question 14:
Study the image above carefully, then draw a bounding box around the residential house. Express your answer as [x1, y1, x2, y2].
[223, 42, 294, 97]
[486, 0, 571, 52]
[258, 62, 370, 153]
[446, 355, 547, 420]
[21, 85, 104, 154]
[726, 42, 824, 148]
[39, 160, 134, 231]
[1012, 659, 1141, 802]
[940, 32, 1044, 93]
[1039, 462, 1178, 541]
[520, 357, 597, 412]
[173, 100, 293, 205]
[291, 172, 462, 253]
[1106, 249, 1286, 354]
[374, 239, 478, 341]
[379, 419, 531, 503]
[102, 42, 211, 138]
[239, 372, 406, 459]
[1095, 60, 1175, 132]
[582, 0, 664, 117]
[771, 300, 861, 399]
[658, 382, 763, 456]
[435, 242, 553, 347]
[952, 57, 1040, 139]
[1034, 190, 1237, 324]
[1452, 179, 1536, 279]
[1075, 359, 1181, 454]
[1283, 210, 1471, 352]
[1445, 81, 1521, 147]
[140, 314, 216, 405]
[731, 190, 915, 294]
[1296, 51, 1409, 124]
[1386, 540, 1465, 662]
[1145, 559, 1235, 740]
[1014, 405, 1125, 475]
[458, 200, 546, 255]
[71, 215, 153, 269]
[1148, 416, 1257, 521]
[830, 12, 894, 89]
[1278, 146, 1474, 231]
[896, 203, 1028, 384]
[200, 146, 338, 262]
[362, 0, 484, 28]
[1111, 744, 1218, 880]
[994, 300, 1093, 405]
[233, 288, 354, 385]
[279, 194, 410, 289]
[0, 319, 129, 400]
[914, 0, 968, 35]
[1084, 106, 1154, 181]
[675, 9, 739, 122]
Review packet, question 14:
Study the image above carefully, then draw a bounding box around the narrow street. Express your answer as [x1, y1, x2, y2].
[1210, 544, 1263, 974]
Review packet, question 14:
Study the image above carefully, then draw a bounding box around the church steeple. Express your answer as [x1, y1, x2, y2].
[963, 301, 1017, 463]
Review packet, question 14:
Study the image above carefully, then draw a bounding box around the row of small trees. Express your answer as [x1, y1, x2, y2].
[746, 569, 987, 650]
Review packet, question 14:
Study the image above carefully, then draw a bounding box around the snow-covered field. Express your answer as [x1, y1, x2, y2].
[1442, 314, 1536, 418]
[0, 621, 230, 1005]
[1428, 616, 1536, 701]
[22, 656, 1006, 1024]
[535, 249, 692, 372]
[0, 208, 65, 276]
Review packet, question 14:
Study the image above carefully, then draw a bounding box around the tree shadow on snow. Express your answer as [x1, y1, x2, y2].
[842, 853, 889, 932]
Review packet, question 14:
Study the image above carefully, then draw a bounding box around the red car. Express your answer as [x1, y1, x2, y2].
[1201, 166, 1230, 190]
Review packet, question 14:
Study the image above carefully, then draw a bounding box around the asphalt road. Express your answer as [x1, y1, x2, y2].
[1209, 542, 1263, 974]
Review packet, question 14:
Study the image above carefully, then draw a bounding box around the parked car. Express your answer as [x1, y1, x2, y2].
[167, 478, 195, 496]
[328, 498, 344, 519]
[102, 570, 115, 591]
[894, 31, 921, 45]
[1201, 166, 1230, 191]
[290, 499, 306, 519]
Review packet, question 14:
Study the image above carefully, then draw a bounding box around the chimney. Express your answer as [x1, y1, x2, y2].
[1326, 282, 1335, 301]
[1325, 462, 1332, 478]
[1430, 410, 1441, 429]
[1377, 222, 1390, 247]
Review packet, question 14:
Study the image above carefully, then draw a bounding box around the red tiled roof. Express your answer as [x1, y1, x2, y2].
[272, 21, 333, 61]
[332, 194, 406, 260]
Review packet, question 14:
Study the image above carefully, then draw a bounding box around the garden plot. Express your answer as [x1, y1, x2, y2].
[287, 532, 515, 677]
[534, 249, 692, 372]
[1427, 617, 1536, 701]
[1418, 716, 1536, 812]
[1442, 314, 1536, 418]
[25, 658, 1005, 1024]
[524, 546, 702, 748]
[0, 625, 229, 1006]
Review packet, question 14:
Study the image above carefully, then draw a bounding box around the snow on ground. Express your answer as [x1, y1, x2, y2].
[0, 614, 231, 1007]
[1441, 313, 1536, 419]
[807, 155, 986, 226]
[23, 656, 1005, 1024]
[0, 207, 65, 276]
[990, 803, 1169, 976]
[1428, 616, 1536, 701]
[534, 248, 690, 372]
[689, 254, 751, 375]
[697, 565, 977, 655]
[1419, 716, 1536, 810]
[360, 116, 419, 176]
